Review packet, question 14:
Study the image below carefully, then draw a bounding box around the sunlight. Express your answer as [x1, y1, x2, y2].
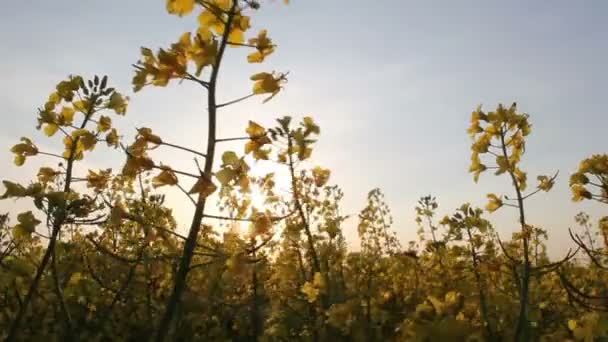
[246, 157, 293, 211]
[249, 184, 267, 210]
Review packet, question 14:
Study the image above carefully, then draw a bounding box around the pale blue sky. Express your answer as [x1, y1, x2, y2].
[1, 1, 607, 255]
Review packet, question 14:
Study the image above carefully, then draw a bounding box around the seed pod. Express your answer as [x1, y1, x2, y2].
[83, 87, 89, 96]
[94, 75, 99, 85]
[100, 76, 108, 90]
[88, 80, 93, 88]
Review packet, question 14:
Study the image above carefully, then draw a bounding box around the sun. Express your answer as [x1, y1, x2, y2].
[246, 158, 293, 211]
[249, 185, 267, 210]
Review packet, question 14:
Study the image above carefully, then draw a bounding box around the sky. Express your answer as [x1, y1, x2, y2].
[0, 0, 607, 256]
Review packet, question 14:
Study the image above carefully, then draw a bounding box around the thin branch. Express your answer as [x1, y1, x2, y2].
[121, 144, 201, 179]
[160, 141, 207, 158]
[532, 247, 579, 273]
[522, 171, 559, 200]
[38, 151, 66, 160]
[215, 136, 251, 143]
[226, 41, 257, 48]
[185, 73, 209, 88]
[87, 236, 138, 264]
[203, 209, 295, 223]
[189, 260, 216, 271]
[569, 228, 608, 270]
[176, 183, 197, 206]
[216, 93, 255, 108]
[495, 232, 518, 263]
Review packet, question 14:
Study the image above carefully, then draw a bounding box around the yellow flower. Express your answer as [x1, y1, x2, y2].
[514, 167, 527, 191]
[247, 30, 274, 63]
[251, 72, 285, 103]
[485, 193, 503, 212]
[137, 127, 162, 145]
[188, 174, 217, 198]
[10, 137, 38, 166]
[571, 184, 592, 202]
[166, 0, 195, 16]
[152, 166, 179, 188]
[244, 121, 271, 158]
[97, 115, 112, 132]
[537, 175, 554, 192]
[106, 129, 119, 148]
[251, 212, 272, 236]
[37, 167, 58, 184]
[13, 211, 41, 238]
[312, 166, 331, 187]
[86, 169, 112, 192]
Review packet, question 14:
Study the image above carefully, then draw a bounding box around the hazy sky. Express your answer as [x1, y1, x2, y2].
[1, 1, 607, 256]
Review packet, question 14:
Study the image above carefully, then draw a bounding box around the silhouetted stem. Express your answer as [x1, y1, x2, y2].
[153, 3, 237, 341]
